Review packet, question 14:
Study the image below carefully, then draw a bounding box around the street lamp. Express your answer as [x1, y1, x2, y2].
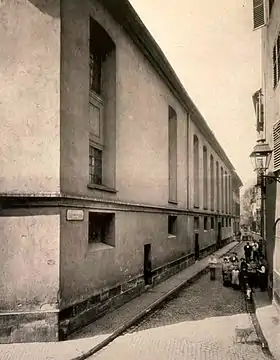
[249, 140, 274, 258]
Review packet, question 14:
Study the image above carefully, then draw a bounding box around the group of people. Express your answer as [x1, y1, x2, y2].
[209, 239, 267, 300]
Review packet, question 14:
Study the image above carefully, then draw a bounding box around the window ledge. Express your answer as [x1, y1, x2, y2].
[88, 242, 114, 252]
[168, 200, 178, 205]
[168, 234, 177, 239]
[87, 184, 117, 193]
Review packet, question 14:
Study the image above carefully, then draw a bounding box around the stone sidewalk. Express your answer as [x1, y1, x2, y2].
[0, 241, 238, 360]
[253, 289, 280, 359]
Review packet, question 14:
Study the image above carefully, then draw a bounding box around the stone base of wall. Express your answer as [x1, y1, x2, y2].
[0, 240, 231, 343]
[0, 311, 58, 344]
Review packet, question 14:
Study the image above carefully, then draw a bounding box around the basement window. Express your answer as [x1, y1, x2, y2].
[168, 216, 177, 238]
[204, 217, 208, 231]
[88, 212, 115, 247]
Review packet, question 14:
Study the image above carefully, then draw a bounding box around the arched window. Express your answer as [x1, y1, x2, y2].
[193, 135, 199, 207]
[203, 146, 208, 209]
[210, 155, 214, 210]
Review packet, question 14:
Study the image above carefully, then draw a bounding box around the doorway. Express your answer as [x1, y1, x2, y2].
[194, 233, 199, 260]
[144, 244, 152, 285]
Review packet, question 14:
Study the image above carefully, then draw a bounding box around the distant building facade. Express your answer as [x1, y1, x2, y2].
[252, 0, 280, 302]
[0, 0, 242, 342]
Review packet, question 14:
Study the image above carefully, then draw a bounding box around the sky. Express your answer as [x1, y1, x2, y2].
[129, 0, 261, 190]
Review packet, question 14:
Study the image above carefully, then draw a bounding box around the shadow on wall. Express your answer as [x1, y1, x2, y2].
[265, 175, 277, 300]
[28, 0, 60, 18]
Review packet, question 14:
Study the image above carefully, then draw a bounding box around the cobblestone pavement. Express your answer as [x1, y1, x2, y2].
[90, 244, 272, 360]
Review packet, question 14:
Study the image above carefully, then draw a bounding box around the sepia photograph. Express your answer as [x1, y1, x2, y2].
[0, 0, 279, 359]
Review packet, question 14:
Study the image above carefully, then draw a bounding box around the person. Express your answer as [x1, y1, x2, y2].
[252, 241, 259, 261]
[244, 242, 252, 263]
[245, 282, 252, 301]
[232, 266, 240, 289]
[239, 259, 248, 291]
[257, 262, 267, 291]
[208, 254, 218, 280]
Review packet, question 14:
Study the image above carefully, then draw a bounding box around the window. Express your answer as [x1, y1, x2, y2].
[89, 146, 102, 185]
[252, 0, 266, 31]
[216, 162, 220, 211]
[210, 155, 214, 210]
[211, 217, 215, 229]
[168, 107, 177, 203]
[168, 216, 177, 237]
[225, 171, 228, 214]
[204, 217, 208, 231]
[273, 34, 280, 89]
[203, 146, 208, 209]
[221, 167, 224, 212]
[88, 17, 116, 189]
[193, 136, 199, 207]
[194, 216, 199, 231]
[88, 212, 115, 246]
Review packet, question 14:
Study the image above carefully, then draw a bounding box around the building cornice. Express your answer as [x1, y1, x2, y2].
[99, 0, 238, 173]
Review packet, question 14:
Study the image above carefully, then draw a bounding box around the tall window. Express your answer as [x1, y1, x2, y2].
[229, 176, 232, 214]
[210, 155, 214, 210]
[193, 135, 199, 207]
[88, 17, 115, 188]
[168, 106, 177, 203]
[225, 171, 228, 214]
[216, 162, 219, 211]
[203, 146, 208, 209]
[221, 167, 224, 213]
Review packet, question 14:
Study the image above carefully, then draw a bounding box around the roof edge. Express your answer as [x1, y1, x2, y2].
[99, 0, 239, 174]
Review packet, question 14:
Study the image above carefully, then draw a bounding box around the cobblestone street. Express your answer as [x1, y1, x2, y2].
[90, 245, 272, 360]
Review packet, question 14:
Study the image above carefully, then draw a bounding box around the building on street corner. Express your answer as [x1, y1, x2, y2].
[0, 0, 242, 343]
[251, 0, 280, 304]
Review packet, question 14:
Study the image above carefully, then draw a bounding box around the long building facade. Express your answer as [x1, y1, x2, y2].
[252, 0, 280, 305]
[0, 0, 242, 343]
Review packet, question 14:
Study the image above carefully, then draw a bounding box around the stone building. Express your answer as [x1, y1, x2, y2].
[0, 0, 242, 342]
[251, 0, 280, 303]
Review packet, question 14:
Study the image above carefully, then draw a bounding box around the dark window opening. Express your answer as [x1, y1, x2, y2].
[89, 17, 115, 95]
[204, 217, 208, 230]
[88, 212, 115, 246]
[194, 216, 199, 231]
[168, 215, 177, 236]
[211, 217, 215, 229]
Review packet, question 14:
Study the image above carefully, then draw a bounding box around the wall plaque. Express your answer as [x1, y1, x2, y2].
[66, 209, 84, 221]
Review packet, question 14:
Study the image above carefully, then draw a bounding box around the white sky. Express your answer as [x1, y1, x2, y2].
[129, 0, 261, 189]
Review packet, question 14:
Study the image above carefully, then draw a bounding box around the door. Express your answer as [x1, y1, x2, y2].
[217, 222, 222, 249]
[194, 233, 199, 260]
[144, 244, 152, 285]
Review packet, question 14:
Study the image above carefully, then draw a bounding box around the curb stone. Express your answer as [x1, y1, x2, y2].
[70, 241, 239, 360]
[249, 293, 275, 359]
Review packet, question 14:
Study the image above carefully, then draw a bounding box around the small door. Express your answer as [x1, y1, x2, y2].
[217, 222, 222, 249]
[144, 244, 152, 285]
[194, 233, 199, 260]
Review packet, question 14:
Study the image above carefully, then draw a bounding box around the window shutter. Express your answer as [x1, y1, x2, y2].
[273, 120, 280, 171]
[253, 0, 266, 30]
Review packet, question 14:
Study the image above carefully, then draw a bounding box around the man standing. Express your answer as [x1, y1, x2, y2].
[252, 241, 259, 261]
[244, 242, 252, 263]
[209, 254, 218, 281]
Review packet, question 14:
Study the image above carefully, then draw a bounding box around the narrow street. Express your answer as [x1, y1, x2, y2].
[89, 244, 272, 360]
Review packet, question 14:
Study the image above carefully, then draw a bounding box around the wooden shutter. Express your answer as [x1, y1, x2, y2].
[253, 0, 266, 30]
[273, 120, 280, 171]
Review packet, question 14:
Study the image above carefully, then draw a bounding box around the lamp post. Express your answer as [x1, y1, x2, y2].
[249, 140, 273, 258]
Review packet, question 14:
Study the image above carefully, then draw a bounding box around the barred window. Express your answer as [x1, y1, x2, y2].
[89, 146, 102, 185]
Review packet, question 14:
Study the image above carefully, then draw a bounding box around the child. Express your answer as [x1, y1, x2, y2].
[209, 254, 218, 280]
